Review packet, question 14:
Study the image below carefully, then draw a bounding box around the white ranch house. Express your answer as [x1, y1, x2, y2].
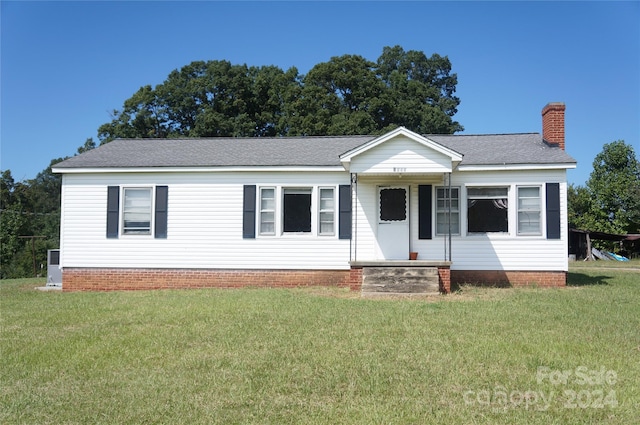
[53, 103, 576, 293]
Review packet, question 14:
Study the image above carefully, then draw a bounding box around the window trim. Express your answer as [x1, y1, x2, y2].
[435, 186, 460, 236]
[517, 185, 542, 236]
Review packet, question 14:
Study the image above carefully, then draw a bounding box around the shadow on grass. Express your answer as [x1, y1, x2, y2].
[567, 271, 611, 286]
[450, 281, 511, 293]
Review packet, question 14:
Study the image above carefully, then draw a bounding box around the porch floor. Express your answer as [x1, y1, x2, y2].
[350, 260, 451, 268]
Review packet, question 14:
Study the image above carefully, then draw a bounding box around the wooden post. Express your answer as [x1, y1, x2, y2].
[585, 233, 593, 261]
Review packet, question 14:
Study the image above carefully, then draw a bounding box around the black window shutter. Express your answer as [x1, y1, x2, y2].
[243, 185, 256, 239]
[338, 185, 352, 239]
[106, 186, 119, 238]
[155, 186, 168, 239]
[418, 185, 432, 239]
[546, 182, 561, 239]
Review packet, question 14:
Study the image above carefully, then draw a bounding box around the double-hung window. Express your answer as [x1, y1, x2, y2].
[517, 186, 541, 235]
[467, 187, 509, 234]
[436, 187, 460, 235]
[259, 187, 276, 235]
[318, 187, 335, 235]
[123, 188, 152, 235]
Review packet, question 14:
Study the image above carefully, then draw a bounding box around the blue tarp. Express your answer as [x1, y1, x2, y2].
[607, 252, 630, 262]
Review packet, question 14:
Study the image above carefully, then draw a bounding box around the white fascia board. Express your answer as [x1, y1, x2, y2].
[340, 126, 463, 163]
[457, 163, 577, 172]
[51, 166, 348, 174]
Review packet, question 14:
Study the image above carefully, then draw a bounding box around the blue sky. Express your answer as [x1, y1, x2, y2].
[2, 1, 638, 186]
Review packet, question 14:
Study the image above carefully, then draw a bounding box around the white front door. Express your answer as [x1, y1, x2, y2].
[377, 186, 410, 260]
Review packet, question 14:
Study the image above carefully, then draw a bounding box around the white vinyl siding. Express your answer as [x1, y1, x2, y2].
[517, 186, 541, 235]
[58, 168, 569, 274]
[374, 170, 569, 271]
[349, 136, 453, 174]
[59, 172, 350, 271]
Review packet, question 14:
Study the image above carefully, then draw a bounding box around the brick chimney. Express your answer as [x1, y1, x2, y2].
[542, 102, 566, 150]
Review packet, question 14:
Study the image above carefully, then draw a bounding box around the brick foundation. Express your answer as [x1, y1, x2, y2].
[62, 268, 351, 292]
[451, 270, 566, 288]
[62, 267, 562, 293]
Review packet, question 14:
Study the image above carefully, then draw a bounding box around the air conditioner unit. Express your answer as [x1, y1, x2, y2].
[47, 249, 62, 287]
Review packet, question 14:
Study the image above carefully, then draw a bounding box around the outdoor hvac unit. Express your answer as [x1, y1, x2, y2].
[47, 249, 62, 287]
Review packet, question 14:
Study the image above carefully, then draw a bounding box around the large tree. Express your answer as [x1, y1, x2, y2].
[0, 139, 96, 278]
[376, 45, 463, 134]
[97, 46, 463, 142]
[586, 140, 640, 234]
[98, 61, 302, 141]
[569, 140, 640, 236]
[0, 166, 61, 279]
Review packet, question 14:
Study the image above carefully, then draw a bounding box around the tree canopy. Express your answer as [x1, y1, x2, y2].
[97, 46, 463, 142]
[0, 139, 95, 278]
[568, 140, 640, 238]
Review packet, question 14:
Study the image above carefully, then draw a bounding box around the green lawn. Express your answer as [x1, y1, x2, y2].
[2, 266, 639, 424]
[569, 258, 640, 269]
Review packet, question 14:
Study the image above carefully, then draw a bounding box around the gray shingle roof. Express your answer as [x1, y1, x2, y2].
[53, 133, 576, 170]
[53, 136, 373, 169]
[428, 133, 576, 165]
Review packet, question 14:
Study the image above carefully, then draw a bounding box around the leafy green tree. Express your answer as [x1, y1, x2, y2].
[585, 140, 640, 234]
[97, 46, 464, 142]
[98, 61, 302, 141]
[569, 140, 640, 253]
[77, 138, 96, 154]
[98, 85, 169, 141]
[567, 183, 593, 230]
[292, 54, 383, 135]
[1, 170, 29, 277]
[0, 160, 65, 278]
[251, 65, 302, 136]
[1, 139, 95, 278]
[376, 45, 463, 134]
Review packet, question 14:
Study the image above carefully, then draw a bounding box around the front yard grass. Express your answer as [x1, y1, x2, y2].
[1, 267, 639, 424]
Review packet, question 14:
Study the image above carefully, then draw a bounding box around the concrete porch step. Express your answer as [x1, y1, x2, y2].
[361, 267, 440, 296]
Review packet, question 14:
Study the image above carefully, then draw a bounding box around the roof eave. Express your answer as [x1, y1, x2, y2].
[457, 163, 577, 172]
[52, 165, 348, 174]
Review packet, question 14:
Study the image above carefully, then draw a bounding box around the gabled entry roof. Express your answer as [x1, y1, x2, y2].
[339, 126, 463, 173]
[340, 127, 463, 163]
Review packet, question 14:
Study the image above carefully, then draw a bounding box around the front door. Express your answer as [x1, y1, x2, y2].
[377, 186, 410, 260]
